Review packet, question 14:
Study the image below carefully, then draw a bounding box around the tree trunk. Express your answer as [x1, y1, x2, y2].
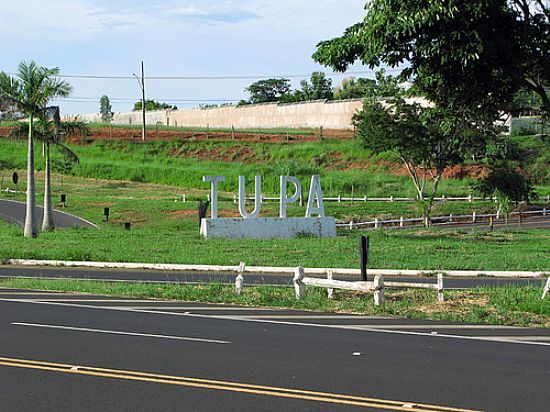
[42, 142, 55, 232]
[24, 114, 38, 238]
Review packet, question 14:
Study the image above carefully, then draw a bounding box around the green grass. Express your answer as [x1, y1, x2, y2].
[1, 278, 547, 327]
[0, 173, 548, 271]
[0, 220, 548, 271]
[0, 137, 530, 197]
[0, 133, 548, 273]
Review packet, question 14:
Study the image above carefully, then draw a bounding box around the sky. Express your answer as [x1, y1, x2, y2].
[0, 0, 383, 115]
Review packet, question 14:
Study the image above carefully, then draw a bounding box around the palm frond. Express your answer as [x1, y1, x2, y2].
[55, 143, 80, 164]
[6, 121, 29, 141]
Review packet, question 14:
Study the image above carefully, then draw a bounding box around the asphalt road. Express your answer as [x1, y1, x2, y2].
[0, 199, 98, 229]
[0, 265, 546, 289]
[0, 288, 549, 411]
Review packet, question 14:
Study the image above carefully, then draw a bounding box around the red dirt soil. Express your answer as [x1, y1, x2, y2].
[0, 125, 487, 179]
[75, 126, 354, 144]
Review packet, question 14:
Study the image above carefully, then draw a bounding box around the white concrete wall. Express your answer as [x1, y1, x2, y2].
[78, 99, 364, 130]
[200, 217, 337, 239]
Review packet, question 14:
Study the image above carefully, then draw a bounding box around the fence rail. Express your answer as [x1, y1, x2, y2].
[185, 193, 550, 204]
[293, 267, 444, 306]
[336, 208, 549, 230]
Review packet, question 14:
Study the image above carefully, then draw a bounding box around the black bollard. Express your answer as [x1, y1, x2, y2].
[360, 236, 369, 281]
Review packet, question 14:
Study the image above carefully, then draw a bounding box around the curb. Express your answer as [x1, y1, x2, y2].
[4, 259, 548, 278]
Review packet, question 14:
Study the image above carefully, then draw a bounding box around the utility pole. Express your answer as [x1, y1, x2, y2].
[133, 61, 146, 141]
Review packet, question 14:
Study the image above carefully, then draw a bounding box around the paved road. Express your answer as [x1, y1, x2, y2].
[0, 199, 98, 229]
[0, 265, 546, 289]
[0, 288, 548, 411]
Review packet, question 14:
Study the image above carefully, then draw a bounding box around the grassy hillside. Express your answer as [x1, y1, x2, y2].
[0, 137, 522, 197]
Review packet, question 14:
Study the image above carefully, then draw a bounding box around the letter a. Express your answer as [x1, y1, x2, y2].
[306, 175, 325, 217]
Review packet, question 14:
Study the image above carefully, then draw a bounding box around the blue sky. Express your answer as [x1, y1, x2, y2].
[1, 1, 379, 115]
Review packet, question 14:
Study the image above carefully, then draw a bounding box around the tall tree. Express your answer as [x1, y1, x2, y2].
[334, 77, 375, 100]
[299, 72, 334, 101]
[0, 61, 72, 237]
[313, 0, 550, 119]
[354, 93, 493, 225]
[245, 78, 291, 103]
[8, 116, 84, 231]
[99, 95, 113, 122]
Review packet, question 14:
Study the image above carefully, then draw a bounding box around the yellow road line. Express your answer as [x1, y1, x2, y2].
[0, 357, 481, 412]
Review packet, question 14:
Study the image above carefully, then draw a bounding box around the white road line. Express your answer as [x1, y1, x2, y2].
[3, 298, 549, 347]
[11, 322, 231, 345]
[21, 299, 170, 303]
[485, 336, 550, 342]
[344, 324, 528, 330]
[100, 306, 291, 311]
[213, 315, 395, 320]
[0, 292, 87, 296]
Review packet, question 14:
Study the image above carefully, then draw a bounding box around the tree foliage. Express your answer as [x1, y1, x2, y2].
[99, 95, 113, 122]
[281, 72, 334, 103]
[352, 71, 495, 223]
[476, 167, 536, 202]
[0, 61, 72, 237]
[133, 100, 177, 111]
[244, 78, 291, 104]
[333, 77, 374, 100]
[313, 0, 550, 119]
[355, 96, 491, 204]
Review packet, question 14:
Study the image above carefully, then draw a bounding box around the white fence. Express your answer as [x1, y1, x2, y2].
[337, 209, 549, 230]
[223, 194, 550, 204]
[292, 267, 444, 306]
[231, 264, 446, 306]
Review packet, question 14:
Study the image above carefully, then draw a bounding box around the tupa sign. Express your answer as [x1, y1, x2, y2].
[200, 175, 336, 240]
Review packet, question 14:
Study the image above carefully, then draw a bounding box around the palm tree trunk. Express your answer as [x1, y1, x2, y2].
[42, 142, 55, 231]
[24, 114, 38, 238]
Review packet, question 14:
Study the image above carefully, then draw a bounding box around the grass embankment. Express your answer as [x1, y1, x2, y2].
[1, 278, 547, 328]
[2, 132, 548, 195]
[0, 138, 491, 196]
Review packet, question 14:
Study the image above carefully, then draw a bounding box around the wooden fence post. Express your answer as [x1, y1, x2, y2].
[437, 273, 444, 302]
[374, 275, 384, 306]
[235, 262, 245, 295]
[542, 277, 550, 300]
[293, 267, 305, 300]
[327, 270, 334, 299]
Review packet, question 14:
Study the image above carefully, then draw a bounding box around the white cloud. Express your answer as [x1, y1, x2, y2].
[172, 5, 206, 16]
[0, 0, 371, 115]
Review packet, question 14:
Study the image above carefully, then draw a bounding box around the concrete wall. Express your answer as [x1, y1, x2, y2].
[78, 99, 365, 130]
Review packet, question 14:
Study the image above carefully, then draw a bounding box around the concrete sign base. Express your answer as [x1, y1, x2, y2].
[200, 217, 337, 240]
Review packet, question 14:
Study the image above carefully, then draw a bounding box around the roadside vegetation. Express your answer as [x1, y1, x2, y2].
[0, 173, 548, 270]
[1, 278, 547, 328]
[1, 135, 548, 197]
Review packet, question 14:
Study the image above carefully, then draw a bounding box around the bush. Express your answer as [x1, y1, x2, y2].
[475, 167, 537, 202]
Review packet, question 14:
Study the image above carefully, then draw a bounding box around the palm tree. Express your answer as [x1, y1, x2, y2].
[8, 117, 84, 231]
[0, 61, 72, 237]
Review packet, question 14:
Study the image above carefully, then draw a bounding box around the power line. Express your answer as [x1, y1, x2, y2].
[52, 97, 242, 103]
[3, 69, 402, 81]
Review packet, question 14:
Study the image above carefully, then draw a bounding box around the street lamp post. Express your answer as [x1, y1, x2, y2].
[133, 61, 146, 142]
